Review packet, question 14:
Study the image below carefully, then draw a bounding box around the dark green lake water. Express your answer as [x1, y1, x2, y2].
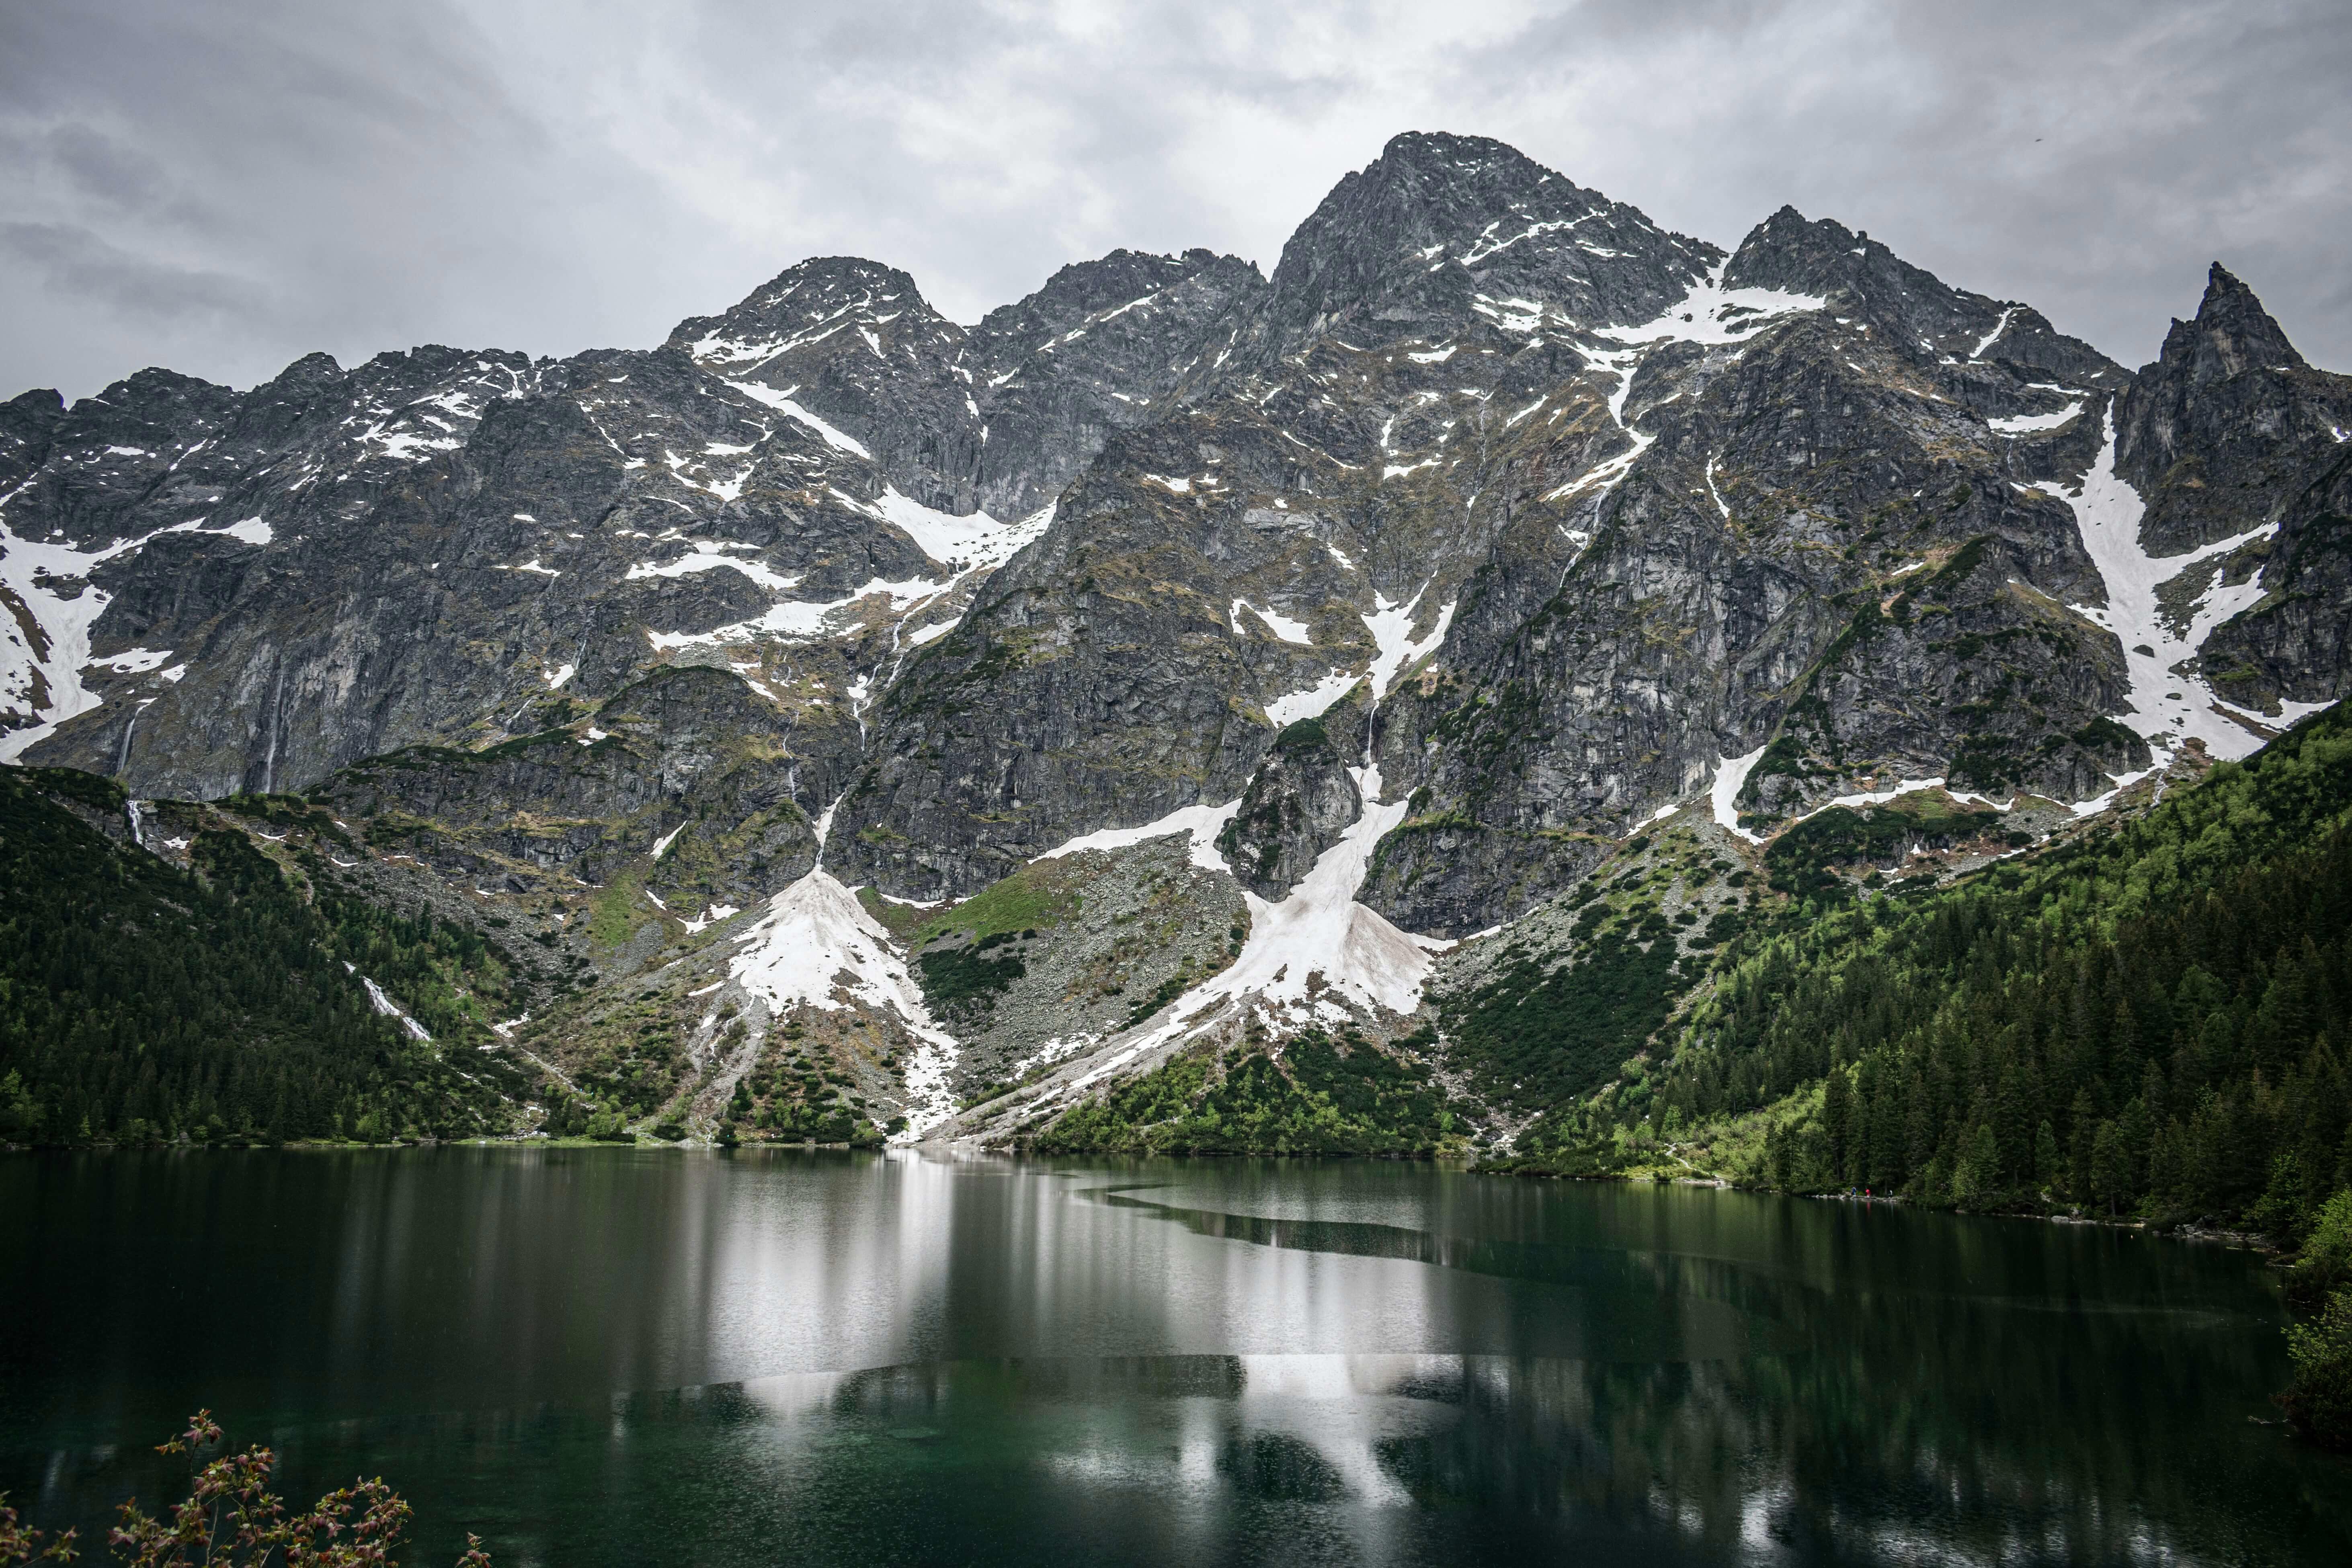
[4, 1148, 2346, 1565]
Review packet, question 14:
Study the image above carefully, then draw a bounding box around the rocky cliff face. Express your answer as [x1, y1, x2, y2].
[0, 320, 1044, 814]
[2116, 264, 2352, 556]
[666, 248, 1265, 520]
[6, 128, 2348, 1138]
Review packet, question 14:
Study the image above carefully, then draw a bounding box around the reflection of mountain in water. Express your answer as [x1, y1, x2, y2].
[2, 1151, 2333, 1565]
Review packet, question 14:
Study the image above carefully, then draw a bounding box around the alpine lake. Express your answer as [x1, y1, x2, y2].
[4, 1148, 2347, 1565]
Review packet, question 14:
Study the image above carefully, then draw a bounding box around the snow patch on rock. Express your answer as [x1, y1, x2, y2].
[626, 543, 803, 594]
[725, 381, 873, 457]
[1034, 798, 1242, 875]
[1710, 747, 1768, 843]
[1265, 671, 1361, 727]
[1988, 402, 2082, 436]
[1363, 590, 1455, 701]
[1232, 599, 1313, 644]
[2032, 410, 2326, 791]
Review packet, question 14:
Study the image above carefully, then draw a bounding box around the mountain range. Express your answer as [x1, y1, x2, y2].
[4, 130, 2348, 1160]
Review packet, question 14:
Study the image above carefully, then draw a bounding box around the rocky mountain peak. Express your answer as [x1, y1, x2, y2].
[946, 246, 1267, 517]
[972, 247, 1244, 340]
[1723, 205, 2121, 386]
[665, 255, 962, 374]
[1730, 208, 1989, 356]
[2159, 262, 2307, 383]
[0, 389, 68, 486]
[662, 255, 980, 513]
[257, 351, 352, 397]
[1216, 131, 1714, 378]
[2118, 262, 2352, 554]
[8, 131, 2352, 1146]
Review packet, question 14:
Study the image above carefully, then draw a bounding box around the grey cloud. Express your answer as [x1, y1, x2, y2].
[0, 0, 2344, 403]
[42, 124, 170, 209]
[0, 221, 265, 322]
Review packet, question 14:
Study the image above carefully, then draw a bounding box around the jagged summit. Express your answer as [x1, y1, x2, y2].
[1726, 205, 2118, 385]
[957, 245, 1266, 515]
[1234, 129, 1713, 367]
[5, 130, 2352, 1139]
[2160, 261, 2308, 381]
[664, 256, 952, 366]
[970, 247, 1253, 337]
[2118, 259, 2352, 554]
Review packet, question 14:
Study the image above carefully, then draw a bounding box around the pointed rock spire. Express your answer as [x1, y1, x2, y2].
[2155, 262, 2307, 383]
[2118, 263, 2350, 553]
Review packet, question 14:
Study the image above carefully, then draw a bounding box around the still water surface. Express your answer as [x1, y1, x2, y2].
[3, 1148, 2346, 1565]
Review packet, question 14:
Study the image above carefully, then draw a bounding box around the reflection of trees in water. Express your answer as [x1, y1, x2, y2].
[1080, 1179, 2329, 1561]
[1370, 1295, 2303, 1564]
[17, 1155, 2338, 1565]
[723, 1188, 2329, 1564]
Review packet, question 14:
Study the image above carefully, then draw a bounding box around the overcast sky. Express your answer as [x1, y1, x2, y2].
[3, 0, 2345, 402]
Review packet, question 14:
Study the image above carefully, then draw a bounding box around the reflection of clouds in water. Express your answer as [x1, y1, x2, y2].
[46, 1150, 2281, 1566]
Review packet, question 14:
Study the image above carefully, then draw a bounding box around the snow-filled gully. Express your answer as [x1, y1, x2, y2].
[1008, 591, 1465, 1117]
[722, 646, 965, 1139]
[1692, 408, 2318, 842]
[2034, 409, 2329, 804]
[695, 503, 1026, 1142]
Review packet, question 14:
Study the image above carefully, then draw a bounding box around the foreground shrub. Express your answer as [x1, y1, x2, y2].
[2279, 1289, 2352, 1450]
[0, 1410, 489, 1565]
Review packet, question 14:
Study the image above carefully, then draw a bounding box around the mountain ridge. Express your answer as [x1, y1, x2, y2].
[4, 129, 2347, 1159]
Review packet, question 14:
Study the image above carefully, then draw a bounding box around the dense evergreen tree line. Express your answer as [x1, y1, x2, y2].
[1437, 892, 1694, 1113]
[1039, 1025, 1456, 1156]
[1524, 705, 2352, 1239]
[0, 769, 524, 1146]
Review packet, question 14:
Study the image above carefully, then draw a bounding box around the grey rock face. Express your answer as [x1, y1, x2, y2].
[313, 665, 817, 909]
[1217, 129, 1720, 375]
[834, 137, 2149, 938]
[6, 127, 2349, 1022]
[2116, 264, 2352, 556]
[2201, 448, 2352, 709]
[1349, 209, 2139, 933]
[670, 249, 1266, 522]
[2, 332, 1012, 812]
[1721, 207, 2120, 395]
[830, 133, 1736, 902]
[1216, 701, 1365, 898]
[962, 247, 1267, 517]
[908, 835, 1247, 1093]
[667, 257, 984, 514]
